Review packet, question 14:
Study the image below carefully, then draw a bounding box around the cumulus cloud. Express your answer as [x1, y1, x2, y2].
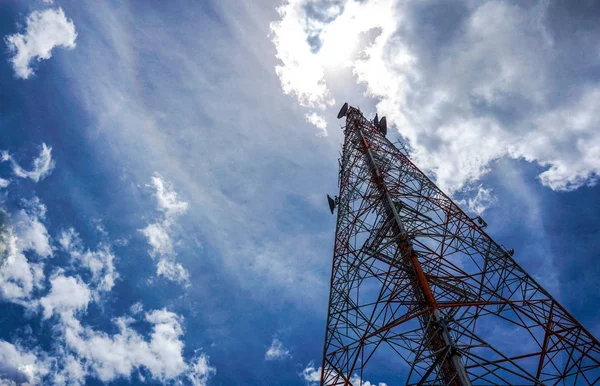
[0, 161, 211, 385]
[0, 232, 45, 302]
[2, 143, 55, 183]
[58, 228, 118, 293]
[301, 362, 321, 384]
[140, 174, 190, 285]
[0, 178, 9, 189]
[5, 7, 77, 79]
[264, 338, 291, 360]
[12, 198, 52, 258]
[270, 0, 395, 111]
[52, 354, 86, 386]
[0, 341, 50, 385]
[271, 0, 600, 194]
[305, 112, 328, 136]
[56, 308, 206, 384]
[301, 362, 386, 386]
[348, 376, 387, 386]
[22, 266, 212, 384]
[0, 199, 50, 303]
[39, 274, 91, 319]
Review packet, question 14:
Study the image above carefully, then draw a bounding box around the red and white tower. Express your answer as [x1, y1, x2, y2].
[321, 103, 600, 385]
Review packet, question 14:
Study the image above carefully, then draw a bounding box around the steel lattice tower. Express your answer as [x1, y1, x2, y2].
[321, 103, 600, 385]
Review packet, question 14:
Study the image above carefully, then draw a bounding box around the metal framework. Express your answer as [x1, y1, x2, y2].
[321, 104, 600, 385]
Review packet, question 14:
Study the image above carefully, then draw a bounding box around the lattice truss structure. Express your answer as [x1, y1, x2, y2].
[321, 104, 600, 385]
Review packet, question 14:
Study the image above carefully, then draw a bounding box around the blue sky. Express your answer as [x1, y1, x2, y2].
[0, 0, 599, 385]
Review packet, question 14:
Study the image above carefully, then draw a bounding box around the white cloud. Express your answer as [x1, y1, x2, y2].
[271, 0, 600, 194]
[186, 353, 216, 386]
[270, 0, 396, 112]
[301, 362, 321, 384]
[301, 362, 386, 386]
[140, 174, 190, 285]
[264, 338, 291, 361]
[0, 227, 45, 303]
[5, 7, 77, 79]
[12, 215, 50, 260]
[150, 174, 189, 218]
[156, 259, 190, 285]
[130, 302, 143, 315]
[0, 341, 50, 385]
[25, 304, 216, 385]
[305, 112, 328, 137]
[349, 374, 387, 386]
[52, 354, 86, 386]
[39, 274, 91, 319]
[59, 228, 118, 293]
[12, 198, 52, 258]
[0, 157, 210, 385]
[57, 308, 210, 384]
[141, 223, 173, 257]
[457, 185, 497, 216]
[0, 199, 50, 303]
[2, 143, 55, 183]
[35, 274, 215, 385]
[270, 2, 336, 109]
[0, 231, 44, 304]
[0, 178, 9, 188]
[56, 0, 337, 308]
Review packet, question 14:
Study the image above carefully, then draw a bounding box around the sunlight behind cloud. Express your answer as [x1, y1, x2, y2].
[271, 0, 600, 194]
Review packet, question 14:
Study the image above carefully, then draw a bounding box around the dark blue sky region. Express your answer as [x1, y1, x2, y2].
[0, 0, 599, 385]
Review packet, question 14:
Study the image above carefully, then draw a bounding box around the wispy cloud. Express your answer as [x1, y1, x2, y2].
[58, 228, 119, 294]
[0, 148, 215, 385]
[305, 112, 328, 136]
[2, 143, 55, 183]
[140, 173, 190, 285]
[5, 7, 77, 79]
[186, 353, 217, 386]
[54, 0, 337, 311]
[457, 185, 497, 216]
[265, 338, 291, 361]
[129, 301, 143, 315]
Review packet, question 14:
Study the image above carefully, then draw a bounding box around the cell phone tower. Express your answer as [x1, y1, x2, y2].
[321, 103, 600, 385]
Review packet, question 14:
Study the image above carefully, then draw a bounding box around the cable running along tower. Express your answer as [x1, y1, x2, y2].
[321, 103, 600, 385]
